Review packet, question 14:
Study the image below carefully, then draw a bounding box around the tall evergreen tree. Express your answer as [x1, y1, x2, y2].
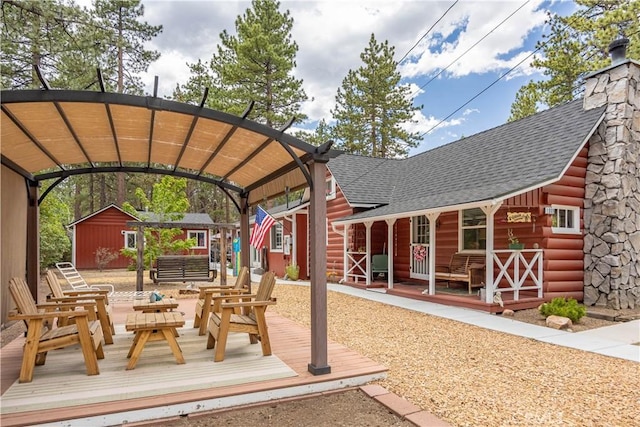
[294, 119, 333, 147]
[89, 0, 162, 95]
[331, 34, 421, 158]
[180, 0, 307, 127]
[1, 0, 88, 89]
[508, 0, 639, 121]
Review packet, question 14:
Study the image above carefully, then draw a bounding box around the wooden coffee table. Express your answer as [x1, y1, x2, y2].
[133, 298, 179, 313]
[124, 312, 185, 370]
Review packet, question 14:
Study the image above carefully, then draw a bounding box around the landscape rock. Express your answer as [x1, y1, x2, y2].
[545, 315, 573, 330]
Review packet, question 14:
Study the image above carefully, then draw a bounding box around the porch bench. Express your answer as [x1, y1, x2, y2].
[150, 255, 217, 285]
[434, 253, 486, 294]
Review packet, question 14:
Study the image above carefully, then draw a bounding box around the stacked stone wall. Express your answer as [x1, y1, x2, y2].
[583, 61, 640, 309]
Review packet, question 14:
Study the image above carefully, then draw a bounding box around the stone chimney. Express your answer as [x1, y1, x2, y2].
[583, 39, 640, 309]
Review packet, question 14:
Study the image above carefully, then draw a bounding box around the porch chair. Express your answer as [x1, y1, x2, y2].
[194, 265, 250, 336]
[8, 277, 105, 383]
[206, 271, 277, 362]
[45, 269, 115, 344]
[371, 254, 389, 280]
[55, 262, 115, 295]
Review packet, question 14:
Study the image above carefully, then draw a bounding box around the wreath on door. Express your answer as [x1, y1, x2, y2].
[413, 245, 426, 262]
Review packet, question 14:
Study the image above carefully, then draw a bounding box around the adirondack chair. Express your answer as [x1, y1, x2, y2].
[194, 266, 250, 336]
[55, 262, 115, 295]
[45, 270, 115, 344]
[206, 271, 277, 362]
[8, 277, 105, 383]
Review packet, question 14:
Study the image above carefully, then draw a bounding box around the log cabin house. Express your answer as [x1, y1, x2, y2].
[262, 41, 639, 313]
[69, 204, 213, 269]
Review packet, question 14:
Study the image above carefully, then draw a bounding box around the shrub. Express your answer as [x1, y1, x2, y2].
[539, 297, 587, 323]
[94, 247, 119, 271]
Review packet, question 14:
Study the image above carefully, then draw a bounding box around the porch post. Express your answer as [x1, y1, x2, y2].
[385, 218, 396, 289]
[343, 224, 348, 282]
[240, 195, 251, 291]
[26, 181, 39, 299]
[364, 221, 373, 286]
[426, 212, 440, 295]
[308, 159, 331, 375]
[481, 203, 502, 303]
[291, 213, 297, 268]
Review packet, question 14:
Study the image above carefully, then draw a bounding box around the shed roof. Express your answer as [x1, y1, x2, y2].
[330, 99, 606, 223]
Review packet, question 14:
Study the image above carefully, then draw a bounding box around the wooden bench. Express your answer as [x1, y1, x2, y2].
[434, 253, 486, 294]
[150, 255, 217, 284]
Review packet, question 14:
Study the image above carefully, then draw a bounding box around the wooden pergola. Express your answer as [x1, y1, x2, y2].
[1, 79, 340, 375]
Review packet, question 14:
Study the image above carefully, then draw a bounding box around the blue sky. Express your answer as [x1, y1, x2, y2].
[97, 0, 578, 156]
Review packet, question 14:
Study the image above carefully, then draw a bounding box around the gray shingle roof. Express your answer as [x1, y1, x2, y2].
[331, 99, 605, 222]
[138, 211, 214, 226]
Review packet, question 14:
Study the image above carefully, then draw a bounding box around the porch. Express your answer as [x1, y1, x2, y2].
[0, 298, 387, 426]
[343, 248, 545, 313]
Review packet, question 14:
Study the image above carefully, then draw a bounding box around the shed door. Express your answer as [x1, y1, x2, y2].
[410, 215, 429, 280]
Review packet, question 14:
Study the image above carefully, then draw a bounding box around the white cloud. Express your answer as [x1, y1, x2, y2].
[463, 108, 479, 116]
[87, 0, 559, 146]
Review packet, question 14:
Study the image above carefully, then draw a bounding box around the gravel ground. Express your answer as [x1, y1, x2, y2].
[2, 271, 639, 426]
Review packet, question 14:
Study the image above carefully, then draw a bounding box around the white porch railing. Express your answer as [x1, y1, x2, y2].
[491, 249, 543, 300]
[346, 251, 367, 283]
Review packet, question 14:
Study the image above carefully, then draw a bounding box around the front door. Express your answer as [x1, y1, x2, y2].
[410, 215, 429, 280]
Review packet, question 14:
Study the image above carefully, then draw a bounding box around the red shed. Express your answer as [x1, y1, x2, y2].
[69, 204, 213, 269]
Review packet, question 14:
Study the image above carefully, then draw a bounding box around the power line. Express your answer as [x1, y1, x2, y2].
[410, 0, 530, 98]
[397, 0, 459, 64]
[418, 4, 596, 139]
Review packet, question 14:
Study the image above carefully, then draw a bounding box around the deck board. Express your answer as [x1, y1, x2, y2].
[1, 301, 387, 426]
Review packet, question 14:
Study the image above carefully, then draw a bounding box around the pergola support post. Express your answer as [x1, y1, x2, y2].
[136, 225, 144, 292]
[240, 195, 251, 291]
[26, 181, 39, 299]
[307, 159, 331, 375]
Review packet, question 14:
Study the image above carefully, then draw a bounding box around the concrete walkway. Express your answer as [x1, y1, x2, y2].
[270, 275, 640, 363]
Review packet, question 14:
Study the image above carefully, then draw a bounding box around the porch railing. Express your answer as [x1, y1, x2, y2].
[491, 249, 543, 300]
[346, 251, 367, 283]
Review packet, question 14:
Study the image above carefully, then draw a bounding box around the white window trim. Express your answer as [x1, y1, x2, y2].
[187, 230, 208, 249]
[459, 208, 487, 253]
[271, 223, 284, 252]
[123, 231, 137, 249]
[326, 176, 336, 200]
[550, 205, 581, 234]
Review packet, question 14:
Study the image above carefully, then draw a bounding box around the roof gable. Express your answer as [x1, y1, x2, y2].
[68, 203, 138, 227]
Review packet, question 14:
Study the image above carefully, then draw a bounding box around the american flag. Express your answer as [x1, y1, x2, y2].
[249, 206, 276, 249]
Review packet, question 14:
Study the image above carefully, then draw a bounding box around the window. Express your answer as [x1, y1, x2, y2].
[270, 223, 283, 251]
[326, 177, 336, 200]
[187, 230, 207, 248]
[412, 215, 430, 244]
[123, 231, 137, 249]
[461, 208, 486, 250]
[551, 206, 580, 234]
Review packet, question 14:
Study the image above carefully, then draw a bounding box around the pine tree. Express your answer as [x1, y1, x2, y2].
[331, 34, 421, 158]
[89, 0, 162, 95]
[508, 1, 639, 121]
[1, 0, 88, 89]
[294, 119, 333, 147]
[180, 0, 307, 127]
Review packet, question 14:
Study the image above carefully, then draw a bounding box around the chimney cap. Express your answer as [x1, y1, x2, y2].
[608, 37, 629, 51]
[608, 38, 629, 65]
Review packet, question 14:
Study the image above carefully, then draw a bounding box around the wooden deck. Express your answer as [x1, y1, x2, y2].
[0, 299, 387, 426]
